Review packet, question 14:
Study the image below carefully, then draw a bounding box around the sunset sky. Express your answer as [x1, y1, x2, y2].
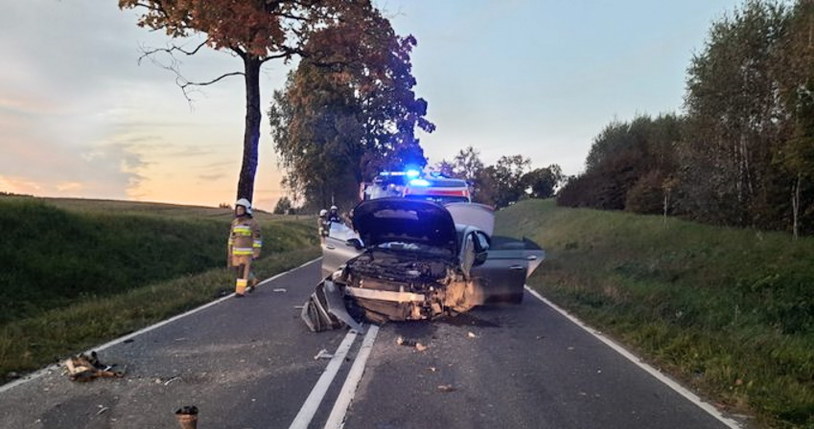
[0, 0, 736, 210]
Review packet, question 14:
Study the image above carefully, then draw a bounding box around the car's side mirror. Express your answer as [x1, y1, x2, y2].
[472, 231, 490, 252]
[473, 251, 488, 266]
[345, 238, 363, 250]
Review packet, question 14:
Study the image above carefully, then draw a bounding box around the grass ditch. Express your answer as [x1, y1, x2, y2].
[0, 247, 319, 379]
[495, 199, 814, 429]
[0, 196, 320, 382]
[0, 196, 315, 324]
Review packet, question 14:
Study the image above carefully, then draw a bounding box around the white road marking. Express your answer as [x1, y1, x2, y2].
[0, 257, 322, 395]
[324, 325, 380, 429]
[289, 330, 359, 429]
[524, 285, 742, 429]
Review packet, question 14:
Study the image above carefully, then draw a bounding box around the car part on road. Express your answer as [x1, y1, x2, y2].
[175, 405, 198, 429]
[63, 351, 124, 382]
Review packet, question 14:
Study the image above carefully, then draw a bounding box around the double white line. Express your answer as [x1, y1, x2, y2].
[288, 325, 380, 429]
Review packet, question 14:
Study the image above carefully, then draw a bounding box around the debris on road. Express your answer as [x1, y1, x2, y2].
[428, 367, 437, 372]
[163, 376, 181, 386]
[175, 405, 198, 429]
[293, 305, 304, 310]
[437, 384, 457, 393]
[273, 288, 287, 293]
[396, 336, 415, 347]
[314, 349, 333, 360]
[63, 351, 124, 382]
[467, 331, 477, 338]
[396, 336, 428, 351]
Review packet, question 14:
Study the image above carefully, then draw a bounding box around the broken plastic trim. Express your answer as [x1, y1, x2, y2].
[344, 286, 425, 303]
[301, 280, 366, 333]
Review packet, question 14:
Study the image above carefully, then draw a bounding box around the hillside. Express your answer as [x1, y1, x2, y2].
[495, 199, 814, 429]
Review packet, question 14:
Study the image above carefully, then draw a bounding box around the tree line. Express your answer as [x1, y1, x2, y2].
[558, 0, 814, 238]
[435, 147, 563, 209]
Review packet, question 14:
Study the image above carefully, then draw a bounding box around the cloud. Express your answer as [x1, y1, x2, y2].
[0, 175, 44, 194]
[198, 173, 225, 182]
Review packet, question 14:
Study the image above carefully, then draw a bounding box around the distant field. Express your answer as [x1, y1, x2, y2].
[0, 196, 319, 379]
[496, 200, 814, 429]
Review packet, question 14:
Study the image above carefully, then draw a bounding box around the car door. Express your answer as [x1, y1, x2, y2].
[470, 233, 545, 304]
[321, 222, 364, 278]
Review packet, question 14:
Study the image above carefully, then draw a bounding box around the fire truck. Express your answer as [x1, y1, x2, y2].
[359, 170, 471, 204]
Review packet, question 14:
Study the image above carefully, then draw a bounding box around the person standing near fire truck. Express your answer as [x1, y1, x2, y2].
[227, 198, 262, 297]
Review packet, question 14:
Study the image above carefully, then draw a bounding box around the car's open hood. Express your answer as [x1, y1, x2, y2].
[352, 198, 458, 254]
[444, 202, 495, 236]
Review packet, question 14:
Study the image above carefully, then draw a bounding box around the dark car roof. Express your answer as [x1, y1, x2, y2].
[352, 198, 458, 254]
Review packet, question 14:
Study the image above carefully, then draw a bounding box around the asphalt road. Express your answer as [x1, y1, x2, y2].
[0, 260, 745, 429]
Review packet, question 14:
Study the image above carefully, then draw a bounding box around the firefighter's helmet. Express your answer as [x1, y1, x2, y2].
[330, 205, 338, 212]
[235, 198, 252, 215]
[319, 209, 328, 217]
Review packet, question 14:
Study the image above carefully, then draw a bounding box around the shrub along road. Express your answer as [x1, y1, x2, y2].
[0, 260, 744, 429]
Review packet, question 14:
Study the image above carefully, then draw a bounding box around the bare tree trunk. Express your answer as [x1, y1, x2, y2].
[237, 55, 262, 203]
[792, 172, 801, 240]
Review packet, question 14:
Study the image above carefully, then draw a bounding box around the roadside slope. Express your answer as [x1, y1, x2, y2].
[495, 199, 814, 429]
[0, 196, 319, 381]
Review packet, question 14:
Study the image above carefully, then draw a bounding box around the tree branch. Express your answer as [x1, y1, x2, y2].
[138, 40, 210, 65]
[138, 42, 243, 104]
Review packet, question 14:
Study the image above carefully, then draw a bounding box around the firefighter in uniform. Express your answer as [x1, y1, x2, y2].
[227, 198, 262, 297]
[317, 209, 330, 243]
[328, 205, 342, 224]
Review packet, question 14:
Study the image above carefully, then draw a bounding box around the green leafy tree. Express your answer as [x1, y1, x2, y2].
[775, 0, 814, 237]
[273, 196, 293, 215]
[558, 114, 681, 212]
[477, 155, 531, 208]
[521, 165, 563, 199]
[269, 5, 434, 209]
[680, 0, 790, 227]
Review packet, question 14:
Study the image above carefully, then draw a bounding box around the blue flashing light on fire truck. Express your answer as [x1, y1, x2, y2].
[359, 170, 471, 204]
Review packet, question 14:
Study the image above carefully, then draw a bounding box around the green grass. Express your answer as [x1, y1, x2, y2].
[496, 199, 814, 429]
[0, 196, 320, 380]
[0, 247, 320, 378]
[0, 196, 316, 324]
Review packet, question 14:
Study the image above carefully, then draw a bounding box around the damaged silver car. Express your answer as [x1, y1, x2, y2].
[301, 198, 544, 332]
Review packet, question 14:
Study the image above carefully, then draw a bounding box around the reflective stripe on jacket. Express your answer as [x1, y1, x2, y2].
[228, 216, 262, 261]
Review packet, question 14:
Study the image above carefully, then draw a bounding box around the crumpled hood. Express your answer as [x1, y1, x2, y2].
[352, 198, 458, 254]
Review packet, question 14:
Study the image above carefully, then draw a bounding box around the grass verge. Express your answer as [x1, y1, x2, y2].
[495, 199, 814, 429]
[0, 196, 315, 324]
[0, 247, 319, 381]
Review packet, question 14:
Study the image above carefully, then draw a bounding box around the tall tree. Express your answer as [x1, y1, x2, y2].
[118, 0, 358, 203]
[681, 0, 789, 226]
[269, 5, 434, 209]
[776, 0, 814, 237]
